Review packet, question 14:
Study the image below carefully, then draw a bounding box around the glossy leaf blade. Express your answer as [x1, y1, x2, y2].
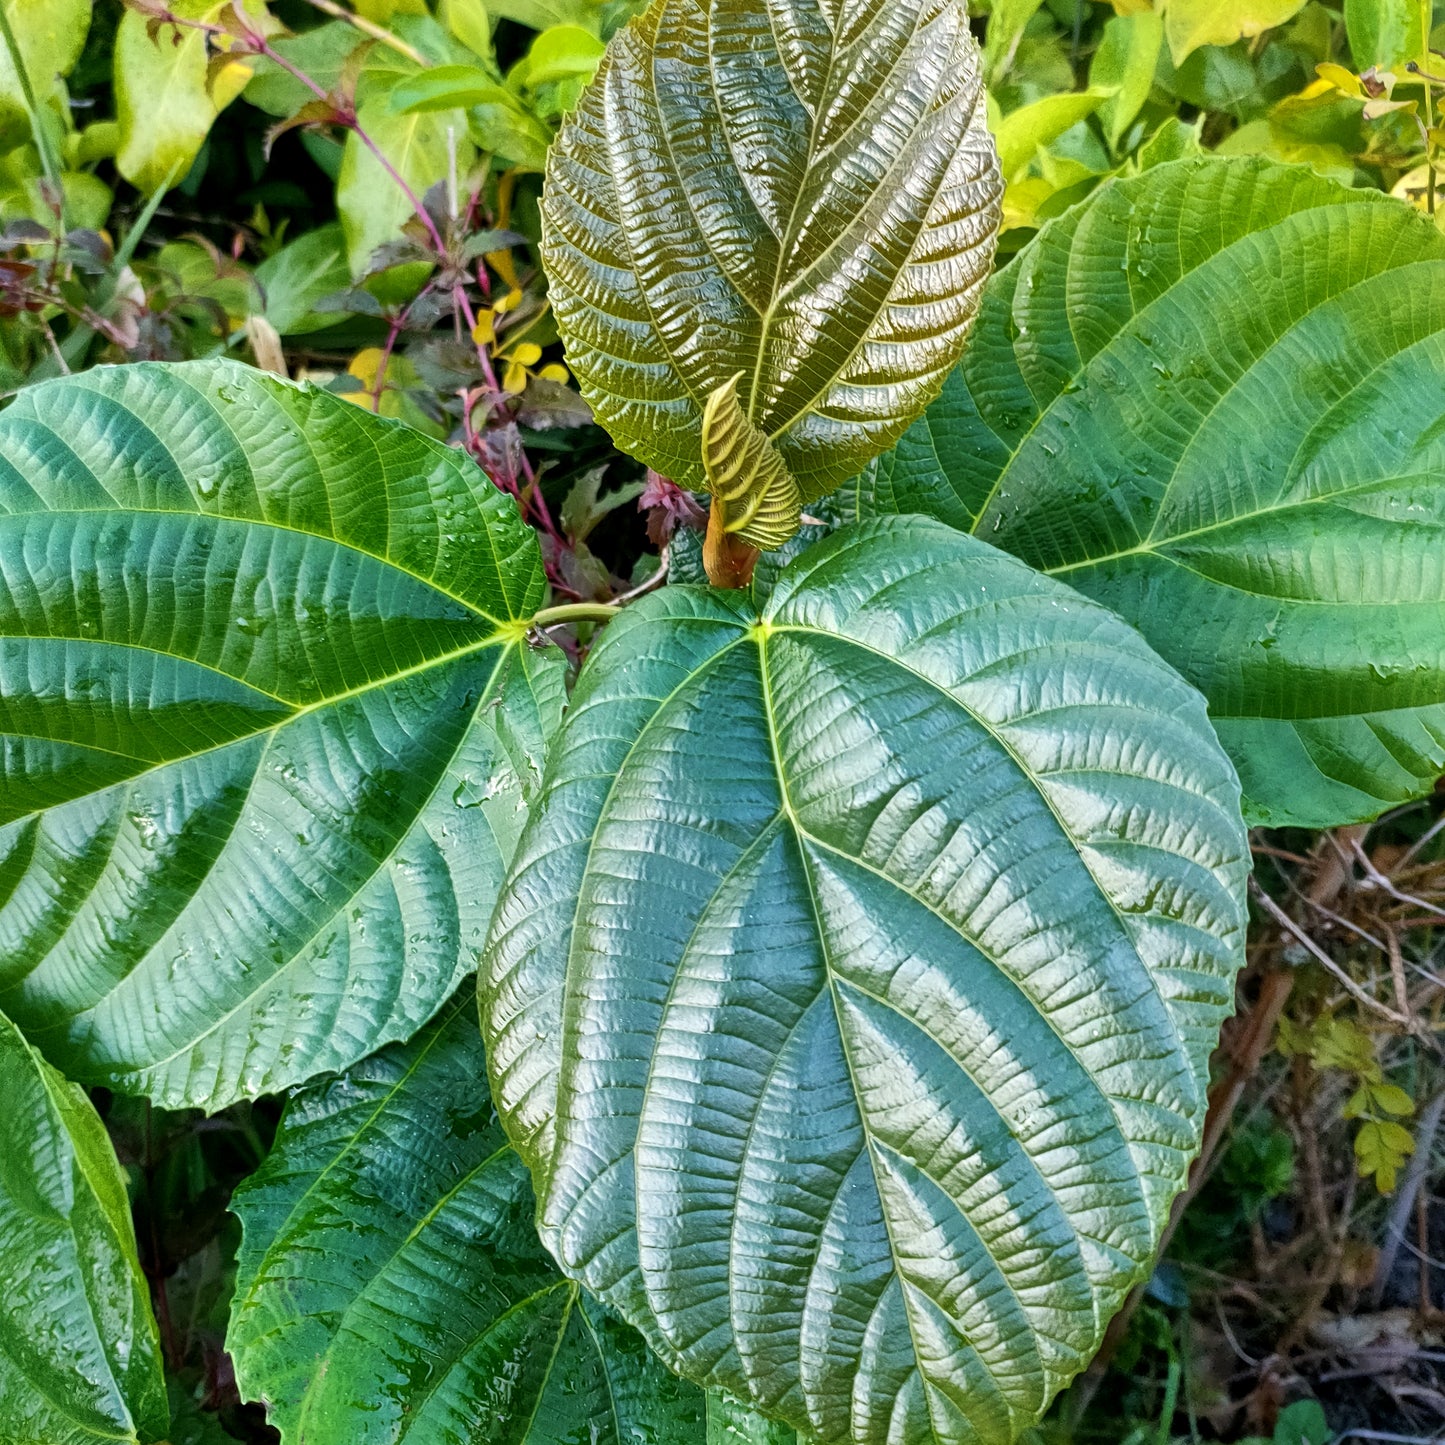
[0, 1009, 168, 1445]
[867, 156, 1445, 828]
[0, 360, 553, 1109]
[484, 517, 1250, 1444]
[228, 988, 794, 1445]
[540, 0, 1003, 507]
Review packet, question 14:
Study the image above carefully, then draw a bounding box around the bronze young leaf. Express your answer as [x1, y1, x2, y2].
[540, 0, 1003, 573]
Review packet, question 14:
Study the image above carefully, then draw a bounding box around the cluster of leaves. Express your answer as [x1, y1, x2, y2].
[1, 2, 1444, 1445]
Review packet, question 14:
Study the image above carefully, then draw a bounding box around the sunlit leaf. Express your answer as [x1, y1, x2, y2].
[861, 156, 1445, 828]
[484, 517, 1249, 1444]
[1091, 9, 1165, 148]
[1162, 0, 1310, 65]
[541, 0, 1002, 522]
[993, 90, 1109, 180]
[0, 1009, 168, 1445]
[0, 360, 557, 1109]
[114, 0, 257, 196]
[0, 0, 90, 134]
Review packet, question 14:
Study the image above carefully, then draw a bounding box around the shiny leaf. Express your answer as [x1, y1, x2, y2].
[0, 360, 554, 1109]
[864, 156, 1445, 828]
[484, 516, 1249, 1444]
[0, 1009, 168, 1445]
[229, 988, 795, 1445]
[540, 0, 1003, 518]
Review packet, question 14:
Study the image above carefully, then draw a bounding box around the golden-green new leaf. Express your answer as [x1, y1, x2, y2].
[701, 373, 802, 549]
[541, 0, 1002, 533]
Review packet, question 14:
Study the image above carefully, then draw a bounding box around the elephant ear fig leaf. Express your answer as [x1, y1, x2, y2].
[867, 155, 1445, 830]
[0, 359, 555, 1110]
[540, 0, 1003, 548]
[484, 516, 1251, 1445]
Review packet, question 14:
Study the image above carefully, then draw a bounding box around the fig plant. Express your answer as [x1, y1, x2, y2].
[1, 2, 1442, 1445]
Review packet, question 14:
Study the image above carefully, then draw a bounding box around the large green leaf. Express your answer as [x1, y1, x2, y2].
[0, 360, 556, 1109]
[229, 987, 796, 1444]
[540, 0, 1003, 521]
[0, 1009, 168, 1445]
[483, 517, 1249, 1445]
[861, 157, 1445, 828]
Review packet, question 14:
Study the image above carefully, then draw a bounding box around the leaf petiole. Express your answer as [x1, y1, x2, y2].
[531, 602, 622, 628]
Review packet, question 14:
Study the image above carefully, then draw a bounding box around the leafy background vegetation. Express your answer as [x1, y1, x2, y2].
[1, 0, 1444, 1441]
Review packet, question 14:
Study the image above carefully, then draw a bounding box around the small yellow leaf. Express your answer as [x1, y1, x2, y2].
[503, 359, 529, 394]
[511, 342, 543, 367]
[488, 247, 520, 290]
[1355, 1118, 1415, 1193]
[1316, 62, 1363, 97]
[538, 363, 570, 384]
[343, 348, 386, 406]
[494, 287, 524, 315]
[471, 312, 495, 347]
[1369, 1082, 1415, 1117]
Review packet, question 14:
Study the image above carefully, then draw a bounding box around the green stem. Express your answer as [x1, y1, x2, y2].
[531, 602, 621, 628]
[0, 0, 67, 230]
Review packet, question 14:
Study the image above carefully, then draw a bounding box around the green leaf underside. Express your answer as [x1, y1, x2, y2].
[0, 361, 553, 1110]
[484, 518, 1249, 1445]
[860, 156, 1445, 828]
[228, 988, 797, 1445]
[540, 0, 1003, 507]
[0, 1010, 167, 1445]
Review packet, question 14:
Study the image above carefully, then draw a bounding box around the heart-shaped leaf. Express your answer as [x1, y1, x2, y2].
[0, 1009, 168, 1445]
[229, 987, 797, 1445]
[540, 0, 1003, 529]
[484, 517, 1249, 1444]
[0, 361, 556, 1109]
[858, 156, 1445, 829]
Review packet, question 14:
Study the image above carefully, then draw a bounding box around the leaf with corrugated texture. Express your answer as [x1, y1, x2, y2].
[0, 1009, 168, 1445]
[484, 517, 1249, 1445]
[860, 156, 1445, 828]
[229, 988, 796, 1445]
[540, 0, 1002, 523]
[0, 360, 556, 1109]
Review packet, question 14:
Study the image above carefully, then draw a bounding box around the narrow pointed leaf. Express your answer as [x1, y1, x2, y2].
[484, 517, 1249, 1445]
[0, 1009, 168, 1445]
[540, 0, 1003, 514]
[229, 988, 795, 1445]
[0, 360, 555, 1109]
[864, 156, 1445, 828]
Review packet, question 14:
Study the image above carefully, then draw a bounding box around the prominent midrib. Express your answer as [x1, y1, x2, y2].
[230, 993, 474, 1326]
[969, 201, 1443, 545]
[3, 631, 512, 829]
[0, 506, 509, 629]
